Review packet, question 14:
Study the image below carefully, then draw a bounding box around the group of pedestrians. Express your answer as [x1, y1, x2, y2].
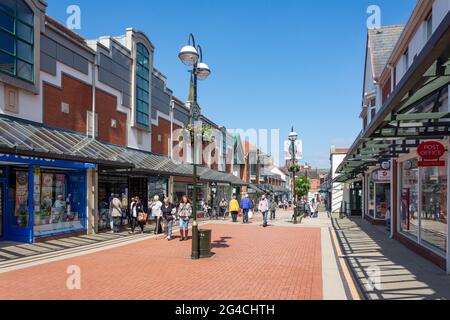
[109, 194, 193, 242]
[226, 193, 277, 228]
[108, 191, 287, 239]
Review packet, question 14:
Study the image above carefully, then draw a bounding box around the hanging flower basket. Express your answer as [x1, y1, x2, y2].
[183, 123, 214, 142]
[289, 163, 300, 173]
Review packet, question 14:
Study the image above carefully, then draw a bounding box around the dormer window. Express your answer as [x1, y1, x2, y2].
[135, 43, 150, 126]
[0, 0, 34, 82]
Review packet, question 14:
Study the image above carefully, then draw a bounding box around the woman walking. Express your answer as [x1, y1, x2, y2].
[219, 198, 228, 220]
[229, 195, 240, 222]
[178, 195, 192, 241]
[162, 197, 176, 240]
[150, 195, 163, 235]
[130, 196, 146, 234]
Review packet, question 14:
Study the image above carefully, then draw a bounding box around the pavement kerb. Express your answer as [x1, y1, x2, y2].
[330, 215, 365, 300]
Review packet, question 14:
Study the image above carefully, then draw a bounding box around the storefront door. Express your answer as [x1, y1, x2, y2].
[350, 181, 363, 216]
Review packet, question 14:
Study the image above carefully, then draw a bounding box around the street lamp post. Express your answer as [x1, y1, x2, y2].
[289, 127, 298, 224]
[179, 34, 211, 260]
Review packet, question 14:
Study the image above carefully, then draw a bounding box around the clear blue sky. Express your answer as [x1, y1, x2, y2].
[46, 0, 417, 168]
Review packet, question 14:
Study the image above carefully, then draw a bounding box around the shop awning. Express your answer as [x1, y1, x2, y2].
[336, 12, 450, 181]
[248, 184, 265, 194]
[272, 185, 291, 193]
[0, 115, 248, 186]
[193, 166, 248, 186]
[0, 115, 133, 168]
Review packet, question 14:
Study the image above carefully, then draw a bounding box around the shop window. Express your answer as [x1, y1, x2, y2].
[399, 157, 448, 255]
[420, 165, 447, 253]
[0, 0, 34, 82]
[400, 159, 419, 240]
[32, 169, 86, 237]
[10, 169, 29, 228]
[368, 178, 375, 217]
[148, 177, 168, 201]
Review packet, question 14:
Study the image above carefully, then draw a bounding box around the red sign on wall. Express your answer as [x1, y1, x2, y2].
[417, 141, 446, 160]
[417, 141, 446, 167]
[418, 161, 446, 167]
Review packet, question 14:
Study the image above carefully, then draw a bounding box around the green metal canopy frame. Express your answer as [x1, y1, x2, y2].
[335, 13, 450, 182]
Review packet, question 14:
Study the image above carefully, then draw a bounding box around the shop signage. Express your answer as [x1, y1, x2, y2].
[377, 170, 390, 181]
[417, 141, 446, 167]
[418, 160, 446, 167]
[0, 154, 96, 169]
[380, 161, 391, 170]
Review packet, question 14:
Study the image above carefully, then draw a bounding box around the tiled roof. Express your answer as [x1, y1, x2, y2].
[368, 25, 405, 79]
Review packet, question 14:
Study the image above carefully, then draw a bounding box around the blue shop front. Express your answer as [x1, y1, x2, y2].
[0, 154, 95, 243]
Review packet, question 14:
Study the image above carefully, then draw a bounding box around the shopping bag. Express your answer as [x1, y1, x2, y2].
[248, 210, 254, 219]
[138, 212, 148, 223]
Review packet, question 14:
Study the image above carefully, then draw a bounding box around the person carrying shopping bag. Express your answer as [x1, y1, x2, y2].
[240, 194, 253, 224]
[130, 196, 146, 234]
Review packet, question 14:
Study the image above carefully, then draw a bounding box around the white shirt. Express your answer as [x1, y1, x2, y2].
[151, 201, 163, 217]
[131, 201, 137, 218]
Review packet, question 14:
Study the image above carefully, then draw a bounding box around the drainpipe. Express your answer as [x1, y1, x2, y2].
[170, 99, 175, 159]
[91, 55, 98, 139]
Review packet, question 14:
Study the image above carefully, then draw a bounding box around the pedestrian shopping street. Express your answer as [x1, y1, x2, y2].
[0, 210, 325, 300]
[2, 0, 450, 304]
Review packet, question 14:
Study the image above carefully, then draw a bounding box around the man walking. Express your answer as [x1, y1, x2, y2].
[259, 194, 269, 227]
[240, 194, 253, 224]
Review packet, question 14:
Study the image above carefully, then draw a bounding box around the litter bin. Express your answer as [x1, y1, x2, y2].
[199, 229, 212, 258]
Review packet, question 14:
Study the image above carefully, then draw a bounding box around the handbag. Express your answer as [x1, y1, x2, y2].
[248, 210, 254, 219]
[138, 211, 148, 222]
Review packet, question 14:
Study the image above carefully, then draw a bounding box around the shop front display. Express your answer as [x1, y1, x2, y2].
[31, 168, 86, 238]
[399, 155, 448, 256]
[0, 155, 92, 243]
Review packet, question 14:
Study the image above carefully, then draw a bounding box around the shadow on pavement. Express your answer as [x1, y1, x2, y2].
[211, 237, 232, 249]
[332, 214, 450, 300]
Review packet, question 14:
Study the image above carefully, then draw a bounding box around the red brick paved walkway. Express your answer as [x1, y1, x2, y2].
[0, 224, 322, 300]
